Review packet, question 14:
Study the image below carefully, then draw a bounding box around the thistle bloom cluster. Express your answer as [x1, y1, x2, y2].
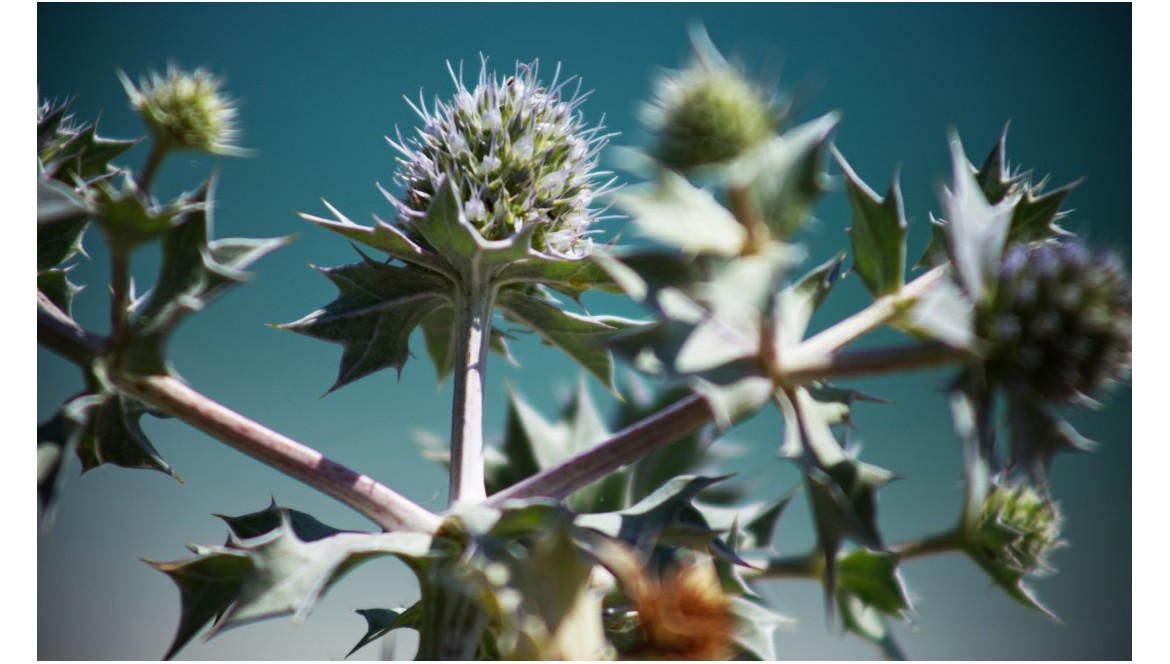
[118, 65, 244, 156]
[974, 482, 1064, 577]
[388, 61, 614, 257]
[642, 56, 775, 171]
[976, 240, 1132, 402]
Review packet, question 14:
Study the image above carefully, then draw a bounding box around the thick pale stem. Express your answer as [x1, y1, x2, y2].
[109, 243, 131, 341]
[448, 278, 496, 507]
[798, 266, 947, 356]
[487, 394, 713, 505]
[118, 374, 442, 533]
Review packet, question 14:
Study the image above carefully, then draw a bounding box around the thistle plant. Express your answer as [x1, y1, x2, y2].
[38, 30, 1131, 661]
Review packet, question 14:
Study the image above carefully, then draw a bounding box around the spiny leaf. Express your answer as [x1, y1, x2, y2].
[773, 253, 845, 350]
[346, 606, 418, 658]
[217, 500, 348, 542]
[207, 515, 436, 635]
[300, 202, 451, 278]
[37, 178, 90, 234]
[837, 592, 907, 660]
[895, 274, 976, 351]
[497, 288, 636, 391]
[497, 253, 622, 299]
[837, 549, 912, 616]
[148, 549, 252, 660]
[37, 269, 82, 318]
[124, 179, 292, 375]
[728, 596, 790, 660]
[939, 136, 1014, 302]
[280, 256, 449, 392]
[575, 475, 730, 549]
[836, 148, 907, 298]
[76, 390, 177, 479]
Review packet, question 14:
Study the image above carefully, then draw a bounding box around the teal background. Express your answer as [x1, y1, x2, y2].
[38, 3, 1131, 660]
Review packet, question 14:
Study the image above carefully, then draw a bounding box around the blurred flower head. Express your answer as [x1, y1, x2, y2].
[972, 481, 1064, 577]
[641, 31, 777, 172]
[388, 59, 614, 258]
[977, 240, 1132, 402]
[119, 64, 246, 157]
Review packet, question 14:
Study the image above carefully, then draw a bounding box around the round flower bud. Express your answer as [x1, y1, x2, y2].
[976, 241, 1131, 402]
[643, 60, 775, 172]
[973, 482, 1064, 577]
[389, 61, 612, 257]
[119, 65, 245, 156]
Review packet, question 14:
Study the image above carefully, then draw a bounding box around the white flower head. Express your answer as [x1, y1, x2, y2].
[388, 59, 615, 257]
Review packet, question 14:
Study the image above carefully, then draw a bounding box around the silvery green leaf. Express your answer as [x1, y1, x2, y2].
[280, 256, 449, 392]
[209, 515, 436, 634]
[940, 137, 1015, 303]
[617, 170, 746, 256]
[773, 253, 844, 349]
[896, 274, 976, 351]
[836, 149, 907, 297]
[728, 596, 790, 660]
[972, 127, 1076, 244]
[37, 393, 103, 529]
[147, 548, 252, 660]
[497, 289, 636, 390]
[496, 253, 622, 299]
[300, 202, 452, 278]
[837, 592, 906, 660]
[76, 390, 177, 479]
[38, 178, 89, 229]
[1007, 396, 1096, 494]
[37, 269, 82, 318]
[690, 375, 774, 430]
[728, 113, 840, 239]
[346, 606, 419, 658]
[125, 182, 292, 375]
[837, 549, 912, 616]
[575, 475, 729, 546]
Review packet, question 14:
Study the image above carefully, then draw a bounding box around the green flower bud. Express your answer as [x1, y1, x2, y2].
[970, 482, 1063, 578]
[976, 240, 1131, 402]
[119, 65, 246, 156]
[643, 56, 775, 172]
[388, 61, 613, 258]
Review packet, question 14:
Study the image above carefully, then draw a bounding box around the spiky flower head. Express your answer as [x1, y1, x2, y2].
[119, 64, 245, 156]
[972, 482, 1064, 578]
[388, 60, 613, 258]
[642, 33, 776, 172]
[976, 240, 1132, 403]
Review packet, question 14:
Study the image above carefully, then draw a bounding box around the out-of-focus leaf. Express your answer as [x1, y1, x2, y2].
[575, 475, 729, 548]
[37, 179, 89, 230]
[37, 394, 102, 529]
[939, 137, 1014, 302]
[773, 253, 844, 349]
[125, 181, 291, 375]
[691, 376, 773, 430]
[728, 113, 840, 240]
[837, 549, 911, 616]
[617, 170, 746, 256]
[37, 269, 82, 317]
[728, 596, 790, 660]
[836, 149, 907, 297]
[838, 592, 906, 660]
[896, 275, 976, 351]
[1006, 397, 1095, 495]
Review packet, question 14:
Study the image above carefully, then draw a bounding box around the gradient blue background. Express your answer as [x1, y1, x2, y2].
[38, 3, 1131, 660]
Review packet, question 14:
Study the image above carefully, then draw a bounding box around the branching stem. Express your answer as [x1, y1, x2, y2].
[37, 308, 441, 534]
[745, 528, 964, 581]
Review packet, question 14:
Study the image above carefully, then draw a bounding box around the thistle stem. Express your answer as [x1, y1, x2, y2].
[798, 266, 947, 356]
[486, 393, 713, 505]
[448, 277, 496, 507]
[119, 374, 443, 533]
[37, 308, 441, 534]
[138, 145, 166, 197]
[745, 529, 964, 581]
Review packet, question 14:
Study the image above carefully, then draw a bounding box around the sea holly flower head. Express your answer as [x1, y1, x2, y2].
[977, 240, 1132, 403]
[119, 64, 246, 157]
[387, 59, 614, 258]
[972, 481, 1064, 578]
[642, 28, 777, 172]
